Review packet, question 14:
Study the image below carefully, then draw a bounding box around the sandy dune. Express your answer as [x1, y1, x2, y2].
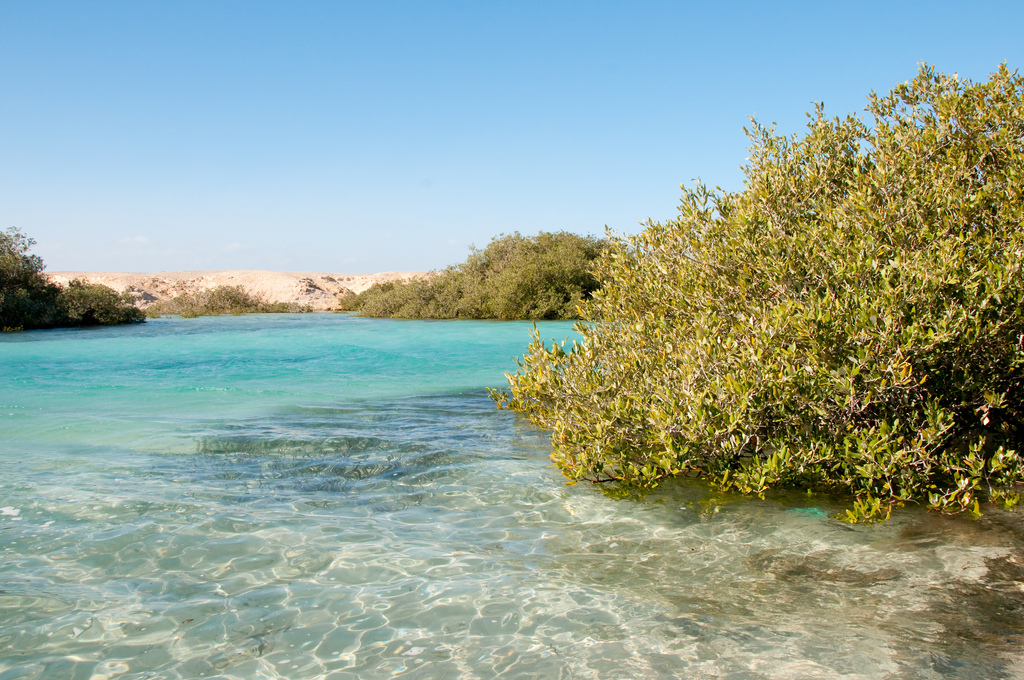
[45, 270, 426, 312]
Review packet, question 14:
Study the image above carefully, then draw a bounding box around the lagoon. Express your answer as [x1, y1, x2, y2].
[1, 314, 1022, 678]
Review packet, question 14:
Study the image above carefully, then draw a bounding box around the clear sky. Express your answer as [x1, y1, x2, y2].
[3, 1, 1023, 273]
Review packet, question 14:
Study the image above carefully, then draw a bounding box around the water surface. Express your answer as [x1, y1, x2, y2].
[2, 314, 1023, 679]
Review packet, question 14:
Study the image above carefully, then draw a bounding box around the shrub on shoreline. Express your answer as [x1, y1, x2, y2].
[61, 279, 147, 326]
[145, 285, 310, 318]
[344, 231, 607, 320]
[1, 228, 144, 330]
[494, 65, 1024, 521]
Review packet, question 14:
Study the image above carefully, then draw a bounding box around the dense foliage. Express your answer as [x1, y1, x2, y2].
[61, 280, 148, 326]
[345, 231, 607, 319]
[145, 285, 310, 318]
[494, 65, 1024, 521]
[0, 228, 144, 330]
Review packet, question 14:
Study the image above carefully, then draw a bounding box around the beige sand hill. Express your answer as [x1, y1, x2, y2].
[45, 270, 426, 312]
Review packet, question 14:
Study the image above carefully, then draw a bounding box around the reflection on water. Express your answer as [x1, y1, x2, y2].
[2, 316, 1023, 678]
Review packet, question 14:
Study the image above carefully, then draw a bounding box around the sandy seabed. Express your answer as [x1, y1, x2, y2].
[45, 270, 426, 311]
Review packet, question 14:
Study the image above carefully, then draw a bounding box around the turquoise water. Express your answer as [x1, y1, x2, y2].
[2, 314, 1024, 679]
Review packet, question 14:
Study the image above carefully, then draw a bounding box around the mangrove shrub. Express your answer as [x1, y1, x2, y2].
[494, 65, 1024, 521]
[61, 279, 147, 326]
[1, 227, 144, 329]
[348, 231, 607, 319]
[146, 285, 310, 318]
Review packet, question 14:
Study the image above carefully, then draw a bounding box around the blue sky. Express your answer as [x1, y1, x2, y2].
[3, 1, 1023, 273]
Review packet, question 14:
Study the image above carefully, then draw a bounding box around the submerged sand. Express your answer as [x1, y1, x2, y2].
[45, 270, 426, 312]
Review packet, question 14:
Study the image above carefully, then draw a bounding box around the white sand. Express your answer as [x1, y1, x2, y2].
[45, 270, 427, 312]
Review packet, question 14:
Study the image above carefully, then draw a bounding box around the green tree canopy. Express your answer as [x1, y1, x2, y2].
[494, 65, 1024, 521]
[348, 231, 607, 320]
[0, 227, 63, 329]
[0, 227, 144, 330]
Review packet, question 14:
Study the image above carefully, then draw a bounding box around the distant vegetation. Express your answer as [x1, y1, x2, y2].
[342, 231, 607, 320]
[494, 65, 1024, 521]
[0, 227, 144, 330]
[146, 286, 310, 318]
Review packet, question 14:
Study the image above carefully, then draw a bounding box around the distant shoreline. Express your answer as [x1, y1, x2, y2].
[45, 270, 426, 312]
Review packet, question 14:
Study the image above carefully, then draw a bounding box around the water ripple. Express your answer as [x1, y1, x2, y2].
[3, 316, 1024, 678]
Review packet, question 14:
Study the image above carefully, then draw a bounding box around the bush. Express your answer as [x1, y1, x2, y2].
[146, 285, 310, 318]
[350, 231, 607, 319]
[1, 227, 144, 330]
[1, 227, 63, 330]
[494, 65, 1024, 521]
[348, 279, 437, 318]
[61, 279, 146, 325]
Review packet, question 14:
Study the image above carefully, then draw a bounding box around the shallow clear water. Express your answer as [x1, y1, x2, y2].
[2, 314, 1024, 680]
